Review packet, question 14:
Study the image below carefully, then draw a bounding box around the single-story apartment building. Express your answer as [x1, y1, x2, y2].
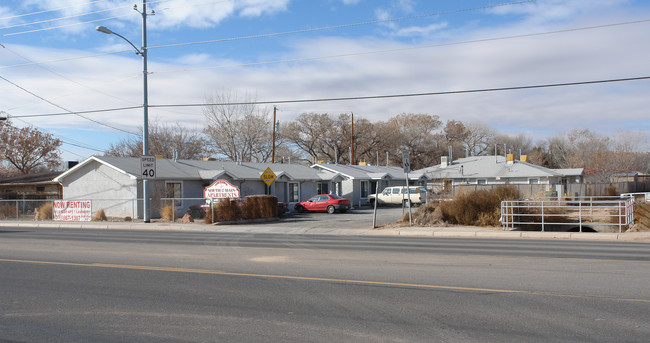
[417, 155, 584, 197]
[311, 163, 429, 206]
[53, 156, 352, 219]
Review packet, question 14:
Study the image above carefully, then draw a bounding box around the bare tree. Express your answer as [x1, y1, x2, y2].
[385, 113, 441, 169]
[105, 119, 208, 159]
[203, 90, 273, 162]
[461, 122, 496, 156]
[0, 120, 62, 175]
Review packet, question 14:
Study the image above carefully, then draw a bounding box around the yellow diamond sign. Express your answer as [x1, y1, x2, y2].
[261, 167, 276, 186]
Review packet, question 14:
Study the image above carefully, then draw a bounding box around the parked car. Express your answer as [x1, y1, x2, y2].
[294, 194, 351, 214]
[367, 186, 427, 207]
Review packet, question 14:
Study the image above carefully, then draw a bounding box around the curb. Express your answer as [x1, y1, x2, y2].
[1, 221, 649, 242]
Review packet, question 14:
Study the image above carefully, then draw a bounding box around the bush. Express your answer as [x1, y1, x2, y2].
[161, 205, 175, 222]
[92, 209, 107, 221]
[410, 186, 520, 227]
[37, 203, 53, 220]
[205, 198, 241, 223]
[0, 203, 18, 219]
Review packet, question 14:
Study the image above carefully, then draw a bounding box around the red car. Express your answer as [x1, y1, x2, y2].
[294, 194, 351, 214]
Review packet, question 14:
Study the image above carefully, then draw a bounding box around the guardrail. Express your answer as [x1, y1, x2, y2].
[501, 197, 634, 233]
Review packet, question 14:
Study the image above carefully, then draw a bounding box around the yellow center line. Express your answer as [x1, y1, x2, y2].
[1, 258, 648, 303]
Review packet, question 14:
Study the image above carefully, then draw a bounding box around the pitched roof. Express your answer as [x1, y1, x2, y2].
[311, 163, 428, 181]
[417, 156, 583, 179]
[0, 171, 62, 185]
[54, 156, 333, 182]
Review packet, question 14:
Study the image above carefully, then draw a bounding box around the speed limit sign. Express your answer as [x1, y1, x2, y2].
[140, 155, 156, 179]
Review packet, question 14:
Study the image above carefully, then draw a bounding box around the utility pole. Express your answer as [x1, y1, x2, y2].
[350, 112, 354, 165]
[271, 106, 277, 163]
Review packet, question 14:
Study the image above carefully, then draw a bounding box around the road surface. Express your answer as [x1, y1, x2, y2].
[1, 228, 649, 342]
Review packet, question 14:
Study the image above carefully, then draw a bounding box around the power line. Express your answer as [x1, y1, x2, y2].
[0, 50, 132, 70]
[0, 74, 138, 135]
[0, 0, 222, 36]
[1, 44, 141, 110]
[148, 0, 538, 50]
[151, 76, 650, 108]
[0, 4, 134, 31]
[0, 0, 536, 68]
[1, 11, 139, 36]
[8, 75, 650, 118]
[152, 18, 650, 75]
[0, 0, 110, 21]
[10, 116, 106, 153]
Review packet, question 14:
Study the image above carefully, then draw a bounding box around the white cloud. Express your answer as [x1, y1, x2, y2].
[393, 22, 447, 37]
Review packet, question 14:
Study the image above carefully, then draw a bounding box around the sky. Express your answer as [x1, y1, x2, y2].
[1, 0, 649, 162]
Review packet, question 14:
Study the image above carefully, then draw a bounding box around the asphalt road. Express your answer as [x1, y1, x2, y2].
[1, 228, 649, 342]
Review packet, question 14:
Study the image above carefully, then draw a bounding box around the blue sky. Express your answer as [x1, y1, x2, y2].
[1, 0, 649, 162]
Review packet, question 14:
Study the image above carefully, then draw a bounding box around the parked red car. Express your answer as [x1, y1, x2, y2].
[294, 194, 351, 214]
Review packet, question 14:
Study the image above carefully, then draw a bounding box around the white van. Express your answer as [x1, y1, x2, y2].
[368, 186, 427, 206]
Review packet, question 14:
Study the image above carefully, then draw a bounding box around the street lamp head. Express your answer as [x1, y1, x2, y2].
[96, 26, 114, 35]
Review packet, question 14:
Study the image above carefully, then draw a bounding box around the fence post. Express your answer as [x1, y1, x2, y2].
[618, 201, 622, 233]
[541, 200, 544, 232]
[578, 200, 582, 232]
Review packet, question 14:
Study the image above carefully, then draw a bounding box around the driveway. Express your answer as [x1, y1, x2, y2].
[277, 206, 408, 230]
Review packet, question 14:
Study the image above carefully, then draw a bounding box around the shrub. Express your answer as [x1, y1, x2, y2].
[92, 209, 107, 221]
[161, 205, 175, 222]
[205, 199, 241, 223]
[0, 203, 18, 219]
[37, 203, 53, 220]
[410, 186, 520, 227]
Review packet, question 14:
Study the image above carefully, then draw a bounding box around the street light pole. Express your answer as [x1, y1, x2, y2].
[140, 0, 151, 223]
[96, 0, 153, 222]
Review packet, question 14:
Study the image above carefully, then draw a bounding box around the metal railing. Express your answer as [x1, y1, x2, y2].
[501, 197, 634, 233]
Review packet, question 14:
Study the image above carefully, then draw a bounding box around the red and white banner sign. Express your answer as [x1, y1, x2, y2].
[204, 179, 240, 199]
[53, 200, 92, 221]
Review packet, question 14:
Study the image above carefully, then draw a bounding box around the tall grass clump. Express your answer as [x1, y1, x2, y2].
[161, 205, 175, 222]
[92, 209, 107, 221]
[410, 186, 520, 227]
[37, 203, 53, 220]
[0, 203, 18, 219]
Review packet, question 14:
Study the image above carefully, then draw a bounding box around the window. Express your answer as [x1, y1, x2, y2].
[360, 181, 369, 198]
[392, 188, 401, 194]
[478, 179, 487, 185]
[166, 182, 182, 207]
[289, 183, 299, 202]
[36, 186, 46, 192]
[529, 178, 539, 184]
[317, 182, 329, 195]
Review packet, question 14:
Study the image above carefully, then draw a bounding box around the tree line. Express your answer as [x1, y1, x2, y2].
[2, 91, 648, 183]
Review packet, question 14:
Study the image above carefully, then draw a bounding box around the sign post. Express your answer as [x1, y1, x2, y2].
[260, 167, 277, 195]
[402, 149, 412, 226]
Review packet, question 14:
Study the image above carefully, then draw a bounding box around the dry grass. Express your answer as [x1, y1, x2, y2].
[160, 205, 175, 222]
[37, 203, 53, 220]
[92, 209, 107, 221]
[408, 186, 520, 227]
[0, 203, 19, 219]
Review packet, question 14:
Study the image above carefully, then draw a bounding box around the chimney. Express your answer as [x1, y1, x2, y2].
[441, 156, 448, 168]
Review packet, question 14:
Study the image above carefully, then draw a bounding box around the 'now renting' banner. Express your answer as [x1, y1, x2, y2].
[53, 200, 92, 221]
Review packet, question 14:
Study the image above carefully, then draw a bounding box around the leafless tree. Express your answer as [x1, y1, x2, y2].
[461, 122, 496, 156]
[105, 119, 208, 159]
[0, 120, 62, 175]
[203, 90, 273, 162]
